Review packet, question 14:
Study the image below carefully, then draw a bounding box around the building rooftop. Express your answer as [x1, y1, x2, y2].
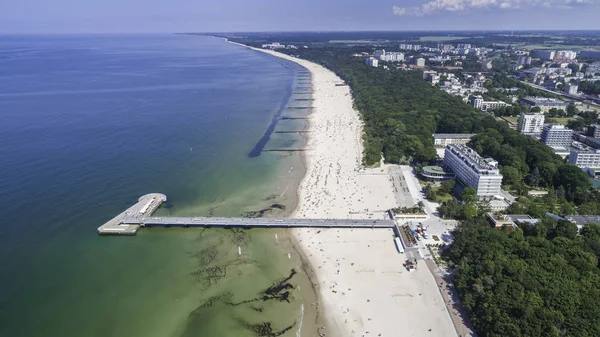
[546, 213, 600, 230]
[433, 133, 476, 139]
[571, 141, 600, 154]
[522, 96, 568, 105]
[422, 166, 454, 175]
[446, 144, 500, 173]
[544, 124, 570, 130]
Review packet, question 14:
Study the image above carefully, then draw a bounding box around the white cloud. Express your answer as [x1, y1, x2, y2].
[393, 0, 597, 16]
[392, 5, 407, 15]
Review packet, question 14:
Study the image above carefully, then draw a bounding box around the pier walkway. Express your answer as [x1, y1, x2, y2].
[97, 193, 394, 235]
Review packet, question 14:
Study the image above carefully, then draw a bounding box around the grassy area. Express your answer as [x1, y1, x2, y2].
[434, 191, 453, 203]
[418, 179, 453, 203]
[502, 116, 518, 123]
[546, 117, 576, 126]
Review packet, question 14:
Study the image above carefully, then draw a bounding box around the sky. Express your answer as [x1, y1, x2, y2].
[1, 0, 600, 34]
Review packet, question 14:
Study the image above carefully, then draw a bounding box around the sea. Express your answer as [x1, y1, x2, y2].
[0, 34, 318, 337]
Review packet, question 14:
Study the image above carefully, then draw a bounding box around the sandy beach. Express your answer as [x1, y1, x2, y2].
[234, 42, 458, 337]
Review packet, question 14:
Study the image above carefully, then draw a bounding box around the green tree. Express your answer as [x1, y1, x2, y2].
[554, 165, 592, 201]
[568, 63, 580, 74]
[528, 167, 541, 187]
[461, 187, 477, 203]
[462, 204, 478, 220]
[440, 179, 456, 194]
[567, 118, 586, 131]
[551, 220, 579, 239]
[423, 184, 436, 201]
[501, 166, 521, 185]
[556, 185, 566, 201]
[567, 103, 577, 116]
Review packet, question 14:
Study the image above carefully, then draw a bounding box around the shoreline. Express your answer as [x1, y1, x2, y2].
[227, 39, 338, 337]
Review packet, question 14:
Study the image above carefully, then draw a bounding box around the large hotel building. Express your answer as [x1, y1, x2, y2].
[444, 144, 503, 200]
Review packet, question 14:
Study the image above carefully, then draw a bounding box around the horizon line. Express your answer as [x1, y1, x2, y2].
[3, 28, 600, 36]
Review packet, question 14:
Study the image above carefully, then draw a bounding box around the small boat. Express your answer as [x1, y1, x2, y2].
[288, 252, 291, 259]
[238, 246, 241, 256]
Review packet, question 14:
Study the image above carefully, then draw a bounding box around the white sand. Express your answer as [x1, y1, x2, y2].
[296, 228, 457, 337]
[233, 42, 458, 337]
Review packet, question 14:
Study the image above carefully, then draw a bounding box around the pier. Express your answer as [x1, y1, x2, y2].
[98, 193, 394, 235]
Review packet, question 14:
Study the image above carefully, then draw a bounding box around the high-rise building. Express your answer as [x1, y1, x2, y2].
[365, 57, 378, 67]
[374, 49, 385, 58]
[555, 50, 577, 61]
[533, 50, 556, 60]
[587, 124, 600, 138]
[540, 124, 573, 149]
[444, 145, 503, 200]
[517, 113, 545, 135]
[415, 58, 425, 67]
[569, 149, 600, 169]
[471, 96, 484, 109]
[517, 56, 532, 66]
[565, 83, 578, 95]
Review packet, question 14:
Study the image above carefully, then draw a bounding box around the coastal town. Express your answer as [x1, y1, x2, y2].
[7, 1, 600, 337]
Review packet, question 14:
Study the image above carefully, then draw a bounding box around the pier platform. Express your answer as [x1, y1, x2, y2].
[98, 194, 394, 235]
[97, 193, 167, 235]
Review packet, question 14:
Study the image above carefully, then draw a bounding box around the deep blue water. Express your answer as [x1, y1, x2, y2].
[0, 34, 311, 337]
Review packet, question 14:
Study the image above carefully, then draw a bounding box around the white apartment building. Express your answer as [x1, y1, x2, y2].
[569, 149, 600, 169]
[433, 134, 476, 148]
[555, 50, 577, 60]
[565, 83, 579, 95]
[365, 57, 379, 67]
[444, 144, 503, 200]
[517, 113, 545, 135]
[376, 50, 405, 62]
[518, 56, 532, 65]
[416, 58, 425, 67]
[540, 124, 573, 149]
[470, 95, 511, 111]
[261, 42, 286, 49]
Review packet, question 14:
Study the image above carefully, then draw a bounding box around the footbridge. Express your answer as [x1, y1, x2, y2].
[98, 193, 395, 235]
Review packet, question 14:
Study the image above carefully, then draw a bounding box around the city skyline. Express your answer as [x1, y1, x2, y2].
[1, 0, 600, 34]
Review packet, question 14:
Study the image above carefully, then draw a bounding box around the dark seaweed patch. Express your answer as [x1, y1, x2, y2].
[247, 321, 295, 337]
[230, 269, 297, 306]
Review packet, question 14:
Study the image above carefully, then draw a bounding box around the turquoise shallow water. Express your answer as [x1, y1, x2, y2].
[0, 34, 315, 337]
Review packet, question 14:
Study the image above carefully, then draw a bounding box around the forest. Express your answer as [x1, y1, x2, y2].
[578, 81, 600, 96]
[444, 219, 600, 337]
